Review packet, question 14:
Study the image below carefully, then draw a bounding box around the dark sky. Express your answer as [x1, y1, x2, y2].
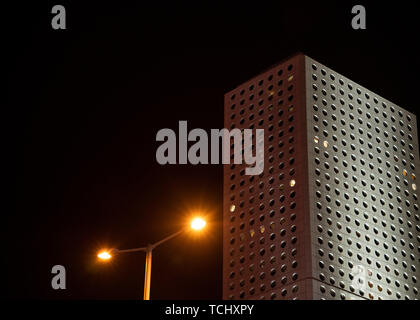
[6, 1, 419, 299]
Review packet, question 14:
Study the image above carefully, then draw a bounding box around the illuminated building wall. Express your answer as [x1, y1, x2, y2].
[223, 53, 420, 300]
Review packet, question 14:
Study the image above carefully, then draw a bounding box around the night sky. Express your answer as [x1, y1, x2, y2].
[6, 1, 419, 299]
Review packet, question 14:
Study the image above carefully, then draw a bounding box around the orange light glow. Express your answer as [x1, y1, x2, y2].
[97, 251, 112, 260]
[190, 217, 206, 231]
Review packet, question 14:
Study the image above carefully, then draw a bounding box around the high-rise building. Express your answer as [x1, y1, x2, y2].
[223, 53, 420, 300]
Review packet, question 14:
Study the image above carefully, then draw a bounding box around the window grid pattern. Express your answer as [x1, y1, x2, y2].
[306, 56, 420, 300]
[223, 54, 420, 300]
[223, 55, 308, 300]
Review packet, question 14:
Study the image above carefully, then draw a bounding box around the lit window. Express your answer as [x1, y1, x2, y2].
[260, 225, 265, 233]
[411, 173, 416, 181]
[230, 204, 236, 213]
[288, 75, 294, 82]
[250, 229, 255, 237]
[412, 183, 417, 191]
[403, 169, 407, 176]
[290, 179, 296, 187]
[323, 140, 329, 148]
[314, 136, 319, 144]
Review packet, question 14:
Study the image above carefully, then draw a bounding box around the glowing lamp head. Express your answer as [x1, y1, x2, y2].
[190, 217, 206, 231]
[97, 251, 112, 260]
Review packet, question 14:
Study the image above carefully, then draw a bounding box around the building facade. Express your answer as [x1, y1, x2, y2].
[223, 53, 420, 300]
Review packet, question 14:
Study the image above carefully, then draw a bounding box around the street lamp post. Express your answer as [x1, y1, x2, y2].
[97, 217, 206, 300]
[143, 245, 152, 300]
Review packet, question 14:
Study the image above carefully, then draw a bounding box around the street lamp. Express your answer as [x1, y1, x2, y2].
[97, 251, 112, 260]
[190, 217, 206, 230]
[97, 216, 207, 300]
